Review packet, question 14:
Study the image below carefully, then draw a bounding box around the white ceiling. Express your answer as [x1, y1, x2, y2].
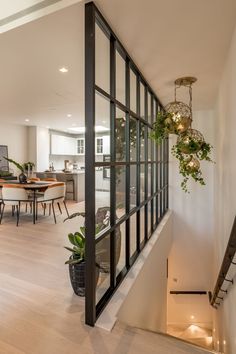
[0, 0, 236, 132]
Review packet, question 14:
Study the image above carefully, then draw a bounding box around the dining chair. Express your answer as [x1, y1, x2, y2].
[0, 179, 4, 215]
[0, 185, 32, 226]
[28, 177, 40, 182]
[36, 182, 69, 223]
[41, 178, 57, 182]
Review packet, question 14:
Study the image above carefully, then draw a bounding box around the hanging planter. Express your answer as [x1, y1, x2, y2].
[177, 129, 205, 154]
[151, 76, 214, 192]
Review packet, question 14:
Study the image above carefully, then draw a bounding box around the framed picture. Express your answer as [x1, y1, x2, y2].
[0, 145, 9, 171]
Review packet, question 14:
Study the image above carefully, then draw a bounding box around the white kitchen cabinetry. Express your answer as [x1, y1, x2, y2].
[51, 134, 76, 155]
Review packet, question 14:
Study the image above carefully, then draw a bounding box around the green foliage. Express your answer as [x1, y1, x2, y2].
[4, 157, 24, 172]
[22, 161, 35, 171]
[171, 141, 214, 192]
[150, 111, 176, 144]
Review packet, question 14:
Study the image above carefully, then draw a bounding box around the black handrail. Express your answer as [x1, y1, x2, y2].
[170, 291, 207, 295]
[210, 216, 236, 308]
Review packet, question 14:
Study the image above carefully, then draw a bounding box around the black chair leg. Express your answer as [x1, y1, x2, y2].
[57, 202, 62, 214]
[16, 202, 21, 227]
[43, 203, 46, 216]
[0, 204, 5, 224]
[49, 204, 51, 216]
[63, 201, 69, 217]
[52, 202, 56, 224]
[12, 206, 15, 216]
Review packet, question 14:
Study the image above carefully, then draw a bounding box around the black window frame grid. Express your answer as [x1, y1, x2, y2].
[85, 2, 169, 326]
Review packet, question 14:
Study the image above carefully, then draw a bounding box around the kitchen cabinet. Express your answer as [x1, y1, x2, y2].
[51, 134, 76, 155]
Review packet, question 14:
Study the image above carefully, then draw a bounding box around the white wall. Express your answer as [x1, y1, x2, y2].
[28, 126, 49, 171]
[0, 123, 28, 175]
[167, 110, 215, 329]
[117, 213, 173, 333]
[213, 22, 236, 354]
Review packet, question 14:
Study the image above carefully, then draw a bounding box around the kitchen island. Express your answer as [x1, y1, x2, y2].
[36, 171, 85, 202]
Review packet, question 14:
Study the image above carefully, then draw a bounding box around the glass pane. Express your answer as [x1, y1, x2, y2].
[116, 222, 126, 276]
[95, 92, 110, 162]
[130, 69, 137, 113]
[140, 164, 145, 203]
[153, 196, 157, 227]
[130, 213, 137, 257]
[130, 165, 136, 210]
[157, 162, 161, 191]
[116, 107, 126, 161]
[153, 163, 157, 194]
[153, 99, 157, 122]
[116, 166, 126, 219]
[140, 124, 145, 161]
[95, 24, 110, 93]
[130, 117, 137, 162]
[140, 207, 145, 243]
[116, 50, 126, 105]
[148, 92, 152, 124]
[96, 235, 110, 304]
[140, 82, 145, 119]
[148, 128, 152, 161]
[148, 163, 152, 197]
[148, 201, 152, 238]
[95, 167, 110, 225]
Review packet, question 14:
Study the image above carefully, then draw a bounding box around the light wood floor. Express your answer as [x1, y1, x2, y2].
[0, 202, 212, 354]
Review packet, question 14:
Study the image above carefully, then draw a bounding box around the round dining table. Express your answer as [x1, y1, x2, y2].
[0, 180, 58, 224]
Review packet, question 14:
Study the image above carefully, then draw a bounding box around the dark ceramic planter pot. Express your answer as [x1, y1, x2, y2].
[19, 172, 27, 184]
[69, 260, 99, 297]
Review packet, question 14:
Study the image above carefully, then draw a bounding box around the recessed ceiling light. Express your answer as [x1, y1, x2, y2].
[190, 315, 195, 320]
[67, 114, 72, 118]
[59, 67, 68, 73]
[68, 125, 109, 133]
[25, 119, 30, 122]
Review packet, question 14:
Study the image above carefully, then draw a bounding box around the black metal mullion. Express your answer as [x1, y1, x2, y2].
[110, 34, 116, 289]
[136, 77, 141, 252]
[85, 2, 96, 326]
[125, 58, 131, 268]
[150, 95, 154, 232]
[144, 86, 148, 242]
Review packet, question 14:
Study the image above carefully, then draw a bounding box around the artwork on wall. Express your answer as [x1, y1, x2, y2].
[0, 145, 9, 171]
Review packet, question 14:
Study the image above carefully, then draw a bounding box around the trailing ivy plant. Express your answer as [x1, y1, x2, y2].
[171, 141, 213, 192]
[150, 111, 177, 144]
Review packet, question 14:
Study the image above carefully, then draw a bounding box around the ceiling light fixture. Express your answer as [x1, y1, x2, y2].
[67, 114, 72, 117]
[59, 67, 68, 73]
[25, 119, 30, 122]
[151, 76, 214, 192]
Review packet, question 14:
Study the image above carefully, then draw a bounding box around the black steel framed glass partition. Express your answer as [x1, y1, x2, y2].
[85, 2, 169, 326]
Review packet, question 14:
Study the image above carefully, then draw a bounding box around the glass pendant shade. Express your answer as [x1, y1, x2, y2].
[177, 128, 205, 154]
[186, 156, 200, 172]
[164, 101, 192, 133]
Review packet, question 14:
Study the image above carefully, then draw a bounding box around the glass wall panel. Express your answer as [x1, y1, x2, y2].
[140, 82, 145, 119]
[95, 92, 110, 162]
[130, 164, 137, 210]
[116, 166, 126, 219]
[140, 124, 145, 161]
[95, 24, 110, 93]
[116, 50, 126, 105]
[140, 207, 145, 243]
[96, 235, 110, 304]
[130, 117, 137, 162]
[116, 107, 126, 162]
[148, 128, 152, 162]
[130, 213, 137, 257]
[116, 222, 126, 276]
[140, 164, 145, 203]
[95, 168, 110, 223]
[153, 196, 157, 227]
[130, 69, 137, 113]
[148, 201, 152, 237]
[148, 92, 152, 125]
[148, 163, 152, 197]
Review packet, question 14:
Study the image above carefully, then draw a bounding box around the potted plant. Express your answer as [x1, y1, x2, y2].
[4, 157, 27, 183]
[65, 226, 101, 296]
[22, 161, 35, 177]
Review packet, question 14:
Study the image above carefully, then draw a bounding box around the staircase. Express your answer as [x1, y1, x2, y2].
[113, 322, 218, 354]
